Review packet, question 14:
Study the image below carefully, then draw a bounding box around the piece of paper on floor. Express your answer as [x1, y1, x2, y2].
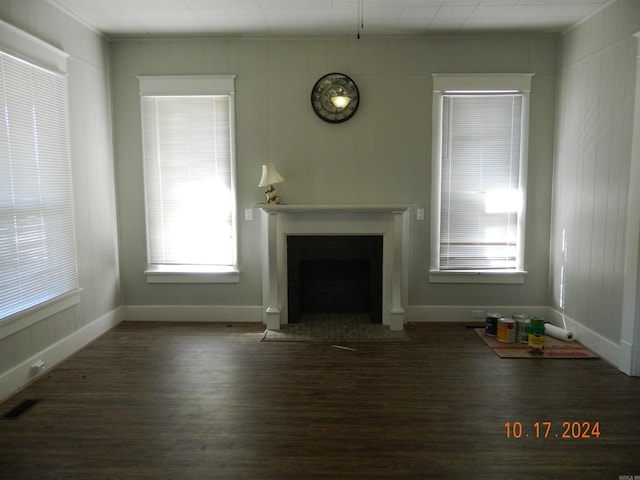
[331, 345, 357, 351]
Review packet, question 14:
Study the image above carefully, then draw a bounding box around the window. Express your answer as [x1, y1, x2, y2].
[138, 76, 238, 283]
[0, 48, 78, 321]
[430, 74, 533, 284]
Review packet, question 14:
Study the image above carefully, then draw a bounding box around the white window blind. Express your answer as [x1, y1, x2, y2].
[439, 93, 523, 270]
[141, 93, 235, 267]
[0, 50, 78, 320]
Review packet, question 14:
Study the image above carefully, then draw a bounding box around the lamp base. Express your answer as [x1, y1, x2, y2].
[264, 185, 281, 204]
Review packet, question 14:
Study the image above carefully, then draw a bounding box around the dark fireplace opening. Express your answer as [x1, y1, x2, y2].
[287, 235, 383, 324]
[300, 259, 370, 314]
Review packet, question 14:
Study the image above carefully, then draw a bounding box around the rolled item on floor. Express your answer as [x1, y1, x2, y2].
[544, 323, 575, 342]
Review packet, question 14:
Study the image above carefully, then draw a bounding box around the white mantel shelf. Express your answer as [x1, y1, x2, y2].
[258, 204, 411, 331]
[258, 204, 413, 213]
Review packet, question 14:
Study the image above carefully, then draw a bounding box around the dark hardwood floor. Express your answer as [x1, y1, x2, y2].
[1, 321, 639, 479]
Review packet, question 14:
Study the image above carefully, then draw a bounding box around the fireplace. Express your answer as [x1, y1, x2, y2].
[287, 235, 383, 323]
[258, 204, 411, 331]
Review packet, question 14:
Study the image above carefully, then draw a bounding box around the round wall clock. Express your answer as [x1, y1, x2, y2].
[310, 73, 360, 123]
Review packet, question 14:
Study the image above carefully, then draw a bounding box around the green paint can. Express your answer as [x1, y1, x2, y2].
[528, 317, 545, 354]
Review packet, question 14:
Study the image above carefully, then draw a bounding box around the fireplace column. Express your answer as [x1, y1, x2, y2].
[389, 208, 410, 330]
[261, 210, 282, 330]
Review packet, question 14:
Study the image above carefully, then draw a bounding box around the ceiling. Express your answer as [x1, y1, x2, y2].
[48, 0, 612, 38]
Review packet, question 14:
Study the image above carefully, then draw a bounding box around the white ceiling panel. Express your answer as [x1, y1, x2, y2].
[47, 0, 614, 37]
[184, 0, 262, 7]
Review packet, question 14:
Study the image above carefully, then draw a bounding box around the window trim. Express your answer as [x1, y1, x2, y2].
[0, 18, 69, 74]
[0, 20, 80, 329]
[144, 265, 239, 284]
[137, 75, 239, 284]
[430, 73, 533, 284]
[0, 289, 82, 340]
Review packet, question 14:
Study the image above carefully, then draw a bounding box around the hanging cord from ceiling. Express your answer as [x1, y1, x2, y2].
[357, 0, 364, 39]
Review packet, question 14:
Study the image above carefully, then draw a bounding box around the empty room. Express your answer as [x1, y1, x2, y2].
[1, 0, 640, 478]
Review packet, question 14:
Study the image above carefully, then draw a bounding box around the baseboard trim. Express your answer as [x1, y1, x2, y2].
[122, 305, 263, 323]
[619, 340, 634, 376]
[546, 308, 623, 370]
[0, 306, 124, 403]
[407, 305, 549, 322]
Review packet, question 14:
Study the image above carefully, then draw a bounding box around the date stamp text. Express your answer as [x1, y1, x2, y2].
[504, 421, 600, 439]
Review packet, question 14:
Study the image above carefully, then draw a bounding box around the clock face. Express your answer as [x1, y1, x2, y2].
[310, 73, 360, 123]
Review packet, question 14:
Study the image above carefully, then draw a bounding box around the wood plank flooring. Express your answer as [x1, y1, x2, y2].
[1, 321, 639, 479]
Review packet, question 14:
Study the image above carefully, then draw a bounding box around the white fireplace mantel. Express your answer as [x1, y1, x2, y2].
[258, 204, 411, 331]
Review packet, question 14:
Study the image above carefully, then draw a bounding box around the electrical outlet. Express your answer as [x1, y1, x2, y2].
[30, 360, 46, 376]
[245, 208, 253, 221]
[416, 208, 424, 221]
[471, 310, 485, 318]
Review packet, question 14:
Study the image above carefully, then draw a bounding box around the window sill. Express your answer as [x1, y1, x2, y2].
[0, 288, 83, 340]
[145, 265, 240, 284]
[429, 270, 527, 284]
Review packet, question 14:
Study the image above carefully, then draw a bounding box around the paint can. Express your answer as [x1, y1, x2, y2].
[497, 318, 516, 343]
[485, 313, 501, 336]
[513, 313, 530, 344]
[528, 317, 545, 354]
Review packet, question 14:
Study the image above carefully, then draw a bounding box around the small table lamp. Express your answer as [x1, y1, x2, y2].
[258, 163, 285, 204]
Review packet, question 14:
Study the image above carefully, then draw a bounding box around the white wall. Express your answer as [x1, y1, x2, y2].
[111, 34, 558, 318]
[550, 0, 640, 371]
[0, 1, 121, 400]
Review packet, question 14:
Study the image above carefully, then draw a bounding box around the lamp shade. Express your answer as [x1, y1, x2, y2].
[258, 163, 285, 187]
